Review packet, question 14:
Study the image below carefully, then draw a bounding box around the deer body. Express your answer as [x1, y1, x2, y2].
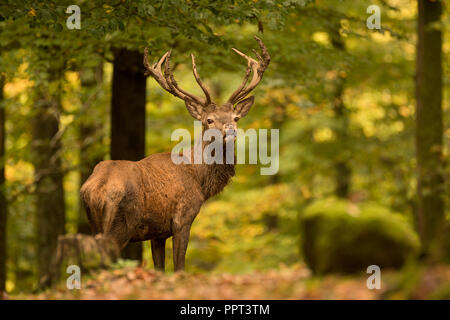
[81, 37, 269, 271]
[81, 151, 234, 270]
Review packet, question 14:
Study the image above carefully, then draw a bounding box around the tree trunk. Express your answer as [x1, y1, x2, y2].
[32, 67, 66, 287]
[78, 63, 104, 234]
[333, 86, 351, 198]
[0, 75, 7, 297]
[111, 49, 146, 262]
[329, 27, 351, 198]
[415, 0, 444, 257]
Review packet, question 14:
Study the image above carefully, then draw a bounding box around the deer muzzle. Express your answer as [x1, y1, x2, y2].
[224, 126, 237, 143]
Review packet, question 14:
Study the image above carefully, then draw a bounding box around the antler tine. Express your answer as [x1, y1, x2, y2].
[227, 61, 251, 104]
[143, 47, 172, 92]
[163, 51, 206, 105]
[162, 50, 185, 98]
[227, 48, 258, 104]
[227, 36, 271, 104]
[254, 35, 270, 65]
[191, 54, 212, 105]
[143, 47, 206, 106]
[231, 48, 258, 65]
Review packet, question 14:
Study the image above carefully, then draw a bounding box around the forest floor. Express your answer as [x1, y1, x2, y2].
[11, 263, 450, 300]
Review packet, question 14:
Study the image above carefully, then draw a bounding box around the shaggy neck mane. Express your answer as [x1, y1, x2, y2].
[193, 137, 236, 200]
[200, 162, 235, 200]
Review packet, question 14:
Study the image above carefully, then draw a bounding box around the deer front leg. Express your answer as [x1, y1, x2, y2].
[171, 201, 202, 272]
[151, 238, 166, 272]
[172, 226, 191, 272]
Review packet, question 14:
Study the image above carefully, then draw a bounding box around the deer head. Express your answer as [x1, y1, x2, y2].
[144, 36, 270, 143]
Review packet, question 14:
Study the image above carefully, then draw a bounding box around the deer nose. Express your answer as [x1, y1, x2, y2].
[224, 125, 236, 137]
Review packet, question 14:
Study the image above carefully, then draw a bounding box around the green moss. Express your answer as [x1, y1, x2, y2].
[300, 198, 420, 274]
[80, 251, 103, 270]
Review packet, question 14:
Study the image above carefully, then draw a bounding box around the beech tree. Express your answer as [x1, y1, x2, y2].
[0, 74, 7, 296]
[31, 47, 66, 285]
[415, 0, 445, 256]
[110, 49, 147, 261]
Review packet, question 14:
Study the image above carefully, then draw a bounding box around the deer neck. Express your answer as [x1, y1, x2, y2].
[193, 137, 236, 200]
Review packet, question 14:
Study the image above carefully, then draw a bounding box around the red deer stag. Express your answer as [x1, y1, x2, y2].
[80, 37, 270, 271]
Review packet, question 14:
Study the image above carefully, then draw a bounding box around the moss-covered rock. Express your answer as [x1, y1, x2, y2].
[299, 198, 420, 274]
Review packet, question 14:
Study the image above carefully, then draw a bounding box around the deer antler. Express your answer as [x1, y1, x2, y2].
[227, 36, 270, 105]
[143, 47, 212, 106]
[191, 54, 211, 105]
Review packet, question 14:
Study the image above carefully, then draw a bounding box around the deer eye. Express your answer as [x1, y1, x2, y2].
[234, 117, 240, 122]
[207, 119, 214, 124]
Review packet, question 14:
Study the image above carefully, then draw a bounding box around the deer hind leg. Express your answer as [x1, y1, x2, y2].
[84, 206, 99, 235]
[99, 203, 134, 252]
[151, 239, 166, 272]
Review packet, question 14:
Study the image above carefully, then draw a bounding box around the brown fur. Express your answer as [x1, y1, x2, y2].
[80, 151, 234, 246]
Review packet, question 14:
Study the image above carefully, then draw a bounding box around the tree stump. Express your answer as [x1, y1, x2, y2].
[42, 234, 120, 288]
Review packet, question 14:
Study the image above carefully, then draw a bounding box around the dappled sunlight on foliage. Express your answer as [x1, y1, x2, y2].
[189, 184, 300, 273]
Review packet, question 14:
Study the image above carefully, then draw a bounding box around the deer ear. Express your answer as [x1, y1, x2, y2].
[184, 97, 203, 120]
[234, 96, 255, 118]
